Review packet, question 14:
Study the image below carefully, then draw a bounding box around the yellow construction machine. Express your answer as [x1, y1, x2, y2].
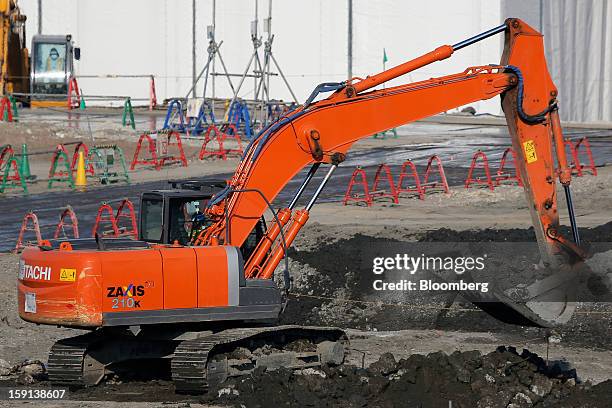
[1, 0, 79, 107]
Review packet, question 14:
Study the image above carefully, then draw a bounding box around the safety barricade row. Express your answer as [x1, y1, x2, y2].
[343, 155, 450, 206]
[163, 98, 268, 140]
[343, 140, 598, 207]
[14, 199, 139, 251]
[14, 206, 79, 252]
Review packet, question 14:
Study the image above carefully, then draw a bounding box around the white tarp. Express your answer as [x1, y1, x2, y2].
[503, 0, 612, 122]
[18, 0, 611, 122]
[542, 0, 612, 122]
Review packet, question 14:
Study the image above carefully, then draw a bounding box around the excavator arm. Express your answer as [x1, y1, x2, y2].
[198, 18, 583, 327]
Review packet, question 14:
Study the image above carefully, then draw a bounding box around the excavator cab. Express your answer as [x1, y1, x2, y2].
[139, 180, 266, 258]
[29, 34, 79, 107]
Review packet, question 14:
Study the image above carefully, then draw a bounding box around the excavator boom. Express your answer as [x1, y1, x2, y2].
[203, 19, 581, 279]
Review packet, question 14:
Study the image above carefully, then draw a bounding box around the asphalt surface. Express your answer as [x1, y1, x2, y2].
[2, 122, 611, 252]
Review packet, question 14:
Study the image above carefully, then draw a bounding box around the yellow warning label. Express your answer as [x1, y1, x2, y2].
[59, 268, 76, 282]
[523, 140, 537, 164]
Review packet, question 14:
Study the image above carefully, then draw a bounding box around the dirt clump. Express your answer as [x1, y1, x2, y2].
[0, 359, 47, 385]
[206, 347, 609, 408]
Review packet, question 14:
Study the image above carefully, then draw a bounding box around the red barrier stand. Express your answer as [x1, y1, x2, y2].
[115, 199, 138, 239]
[131, 133, 160, 170]
[371, 164, 399, 204]
[2, 156, 22, 183]
[70, 142, 95, 175]
[0, 96, 13, 122]
[15, 212, 43, 252]
[0, 144, 15, 173]
[573, 137, 597, 176]
[496, 148, 523, 186]
[396, 160, 424, 200]
[67, 77, 81, 110]
[220, 123, 244, 156]
[199, 125, 227, 160]
[132, 131, 188, 170]
[92, 203, 120, 237]
[54, 206, 79, 239]
[343, 167, 372, 206]
[465, 150, 494, 191]
[422, 155, 450, 194]
[158, 131, 188, 168]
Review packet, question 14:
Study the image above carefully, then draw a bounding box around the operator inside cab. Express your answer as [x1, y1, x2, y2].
[168, 199, 210, 245]
[140, 193, 214, 246]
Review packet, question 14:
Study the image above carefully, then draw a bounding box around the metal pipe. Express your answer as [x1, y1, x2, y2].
[211, 0, 216, 113]
[563, 185, 581, 245]
[452, 23, 507, 51]
[226, 50, 257, 118]
[288, 163, 321, 209]
[348, 0, 353, 79]
[305, 164, 337, 211]
[184, 41, 223, 99]
[37, 0, 43, 34]
[271, 53, 298, 103]
[215, 51, 236, 94]
[192, 0, 196, 96]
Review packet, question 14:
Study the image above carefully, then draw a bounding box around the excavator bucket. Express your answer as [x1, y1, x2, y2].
[493, 18, 585, 328]
[462, 271, 578, 328]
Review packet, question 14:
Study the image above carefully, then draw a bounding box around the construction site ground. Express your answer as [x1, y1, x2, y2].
[0, 111, 610, 406]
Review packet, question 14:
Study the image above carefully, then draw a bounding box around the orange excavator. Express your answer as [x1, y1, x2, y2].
[18, 19, 586, 392]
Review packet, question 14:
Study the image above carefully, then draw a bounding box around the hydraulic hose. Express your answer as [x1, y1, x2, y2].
[504, 65, 557, 125]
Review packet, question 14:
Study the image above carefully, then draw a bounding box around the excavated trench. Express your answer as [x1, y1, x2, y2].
[281, 223, 612, 349]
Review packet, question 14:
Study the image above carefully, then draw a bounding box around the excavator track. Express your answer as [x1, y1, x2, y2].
[172, 325, 347, 394]
[47, 332, 102, 386]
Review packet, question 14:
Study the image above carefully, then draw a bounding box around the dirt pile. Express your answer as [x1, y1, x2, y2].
[418, 221, 612, 243]
[207, 346, 610, 408]
[280, 224, 612, 349]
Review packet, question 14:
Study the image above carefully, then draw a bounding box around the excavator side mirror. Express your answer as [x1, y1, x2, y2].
[74, 47, 81, 61]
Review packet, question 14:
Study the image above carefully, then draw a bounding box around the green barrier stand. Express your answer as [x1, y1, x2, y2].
[122, 97, 135, 130]
[48, 149, 75, 190]
[89, 145, 130, 185]
[0, 157, 28, 195]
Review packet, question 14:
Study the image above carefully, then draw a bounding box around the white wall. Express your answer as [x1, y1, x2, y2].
[352, 0, 502, 113]
[19, 0, 506, 113]
[503, 0, 612, 123]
